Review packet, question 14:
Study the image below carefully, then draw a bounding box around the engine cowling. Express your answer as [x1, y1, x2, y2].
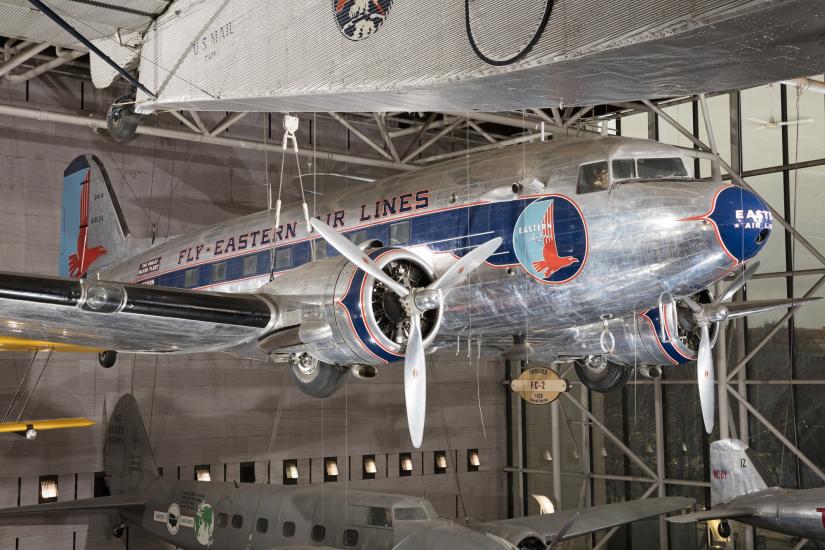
[270, 247, 443, 366]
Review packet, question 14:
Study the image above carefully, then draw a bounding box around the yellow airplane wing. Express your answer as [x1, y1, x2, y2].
[0, 335, 101, 353]
[0, 417, 95, 434]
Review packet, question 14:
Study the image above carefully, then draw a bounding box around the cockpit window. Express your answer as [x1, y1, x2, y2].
[393, 507, 429, 521]
[636, 157, 689, 179]
[611, 159, 636, 180]
[577, 161, 609, 194]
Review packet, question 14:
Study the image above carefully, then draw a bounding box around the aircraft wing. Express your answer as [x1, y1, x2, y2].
[0, 272, 276, 354]
[478, 497, 693, 543]
[667, 507, 754, 523]
[0, 494, 145, 516]
[0, 417, 94, 434]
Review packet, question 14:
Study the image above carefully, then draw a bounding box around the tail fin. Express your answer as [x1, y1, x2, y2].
[710, 439, 772, 506]
[59, 155, 130, 278]
[104, 394, 158, 495]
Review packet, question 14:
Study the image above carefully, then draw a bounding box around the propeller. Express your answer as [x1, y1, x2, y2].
[747, 116, 813, 130]
[310, 218, 502, 447]
[680, 261, 819, 433]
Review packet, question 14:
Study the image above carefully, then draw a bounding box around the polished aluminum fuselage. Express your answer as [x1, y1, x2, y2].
[98, 137, 765, 364]
[722, 488, 825, 542]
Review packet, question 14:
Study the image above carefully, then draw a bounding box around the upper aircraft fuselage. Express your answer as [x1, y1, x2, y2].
[98, 137, 771, 361]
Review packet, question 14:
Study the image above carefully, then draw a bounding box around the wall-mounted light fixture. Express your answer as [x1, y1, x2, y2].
[324, 457, 339, 482]
[399, 453, 413, 477]
[434, 451, 447, 474]
[468, 449, 480, 472]
[283, 459, 299, 485]
[195, 465, 211, 482]
[363, 455, 377, 480]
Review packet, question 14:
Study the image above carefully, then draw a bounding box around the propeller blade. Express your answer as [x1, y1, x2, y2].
[718, 296, 821, 320]
[548, 512, 581, 550]
[404, 314, 427, 448]
[428, 237, 503, 293]
[310, 218, 409, 298]
[697, 324, 715, 434]
[716, 261, 760, 305]
[747, 117, 770, 125]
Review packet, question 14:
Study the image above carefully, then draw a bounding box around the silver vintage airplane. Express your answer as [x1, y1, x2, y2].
[669, 438, 825, 542]
[0, 136, 807, 446]
[0, 393, 694, 549]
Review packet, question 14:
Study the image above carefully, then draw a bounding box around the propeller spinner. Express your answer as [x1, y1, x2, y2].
[310, 218, 502, 448]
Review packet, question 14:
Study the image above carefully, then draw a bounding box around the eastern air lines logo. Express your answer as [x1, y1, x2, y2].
[513, 196, 588, 284]
[333, 0, 392, 41]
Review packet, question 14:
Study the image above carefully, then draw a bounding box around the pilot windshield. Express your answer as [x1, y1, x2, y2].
[577, 161, 610, 194]
[611, 157, 690, 182]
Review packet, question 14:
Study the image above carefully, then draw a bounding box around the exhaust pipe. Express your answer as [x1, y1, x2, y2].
[638, 365, 662, 380]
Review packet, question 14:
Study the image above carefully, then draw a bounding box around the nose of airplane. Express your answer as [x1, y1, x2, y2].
[705, 186, 773, 262]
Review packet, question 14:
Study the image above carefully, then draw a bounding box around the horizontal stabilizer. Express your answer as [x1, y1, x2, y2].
[0, 494, 145, 516]
[667, 507, 754, 524]
[0, 417, 94, 433]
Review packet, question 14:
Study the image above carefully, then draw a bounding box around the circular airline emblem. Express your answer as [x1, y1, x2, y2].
[332, 0, 393, 41]
[167, 503, 180, 535]
[513, 196, 588, 284]
[194, 502, 215, 546]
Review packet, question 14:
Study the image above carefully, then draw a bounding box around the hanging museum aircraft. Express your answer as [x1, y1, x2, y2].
[4, 0, 825, 116]
[668, 439, 825, 542]
[0, 394, 694, 550]
[0, 136, 811, 447]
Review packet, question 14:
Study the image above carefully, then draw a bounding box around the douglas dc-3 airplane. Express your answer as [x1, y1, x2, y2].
[0, 136, 807, 446]
[0, 394, 694, 549]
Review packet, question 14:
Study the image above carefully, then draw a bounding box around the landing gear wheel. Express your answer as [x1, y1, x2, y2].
[98, 350, 117, 369]
[288, 352, 349, 398]
[574, 355, 631, 393]
[717, 520, 731, 538]
[112, 523, 126, 538]
[106, 92, 141, 142]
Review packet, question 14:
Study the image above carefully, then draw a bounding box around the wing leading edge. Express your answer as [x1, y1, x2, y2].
[0, 272, 276, 354]
[479, 497, 694, 543]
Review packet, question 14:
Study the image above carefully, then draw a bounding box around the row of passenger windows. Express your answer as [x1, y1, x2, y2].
[180, 220, 411, 288]
[212, 504, 426, 546]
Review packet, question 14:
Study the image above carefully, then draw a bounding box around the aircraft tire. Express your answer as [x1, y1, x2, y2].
[106, 95, 141, 142]
[717, 520, 731, 538]
[289, 354, 349, 398]
[574, 357, 631, 393]
[98, 350, 118, 368]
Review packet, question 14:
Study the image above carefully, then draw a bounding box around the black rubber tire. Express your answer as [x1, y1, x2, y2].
[98, 350, 118, 369]
[112, 525, 125, 539]
[574, 358, 631, 393]
[107, 106, 141, 142]
[718, 520, 731, 538]
[289, 360, 349, 398]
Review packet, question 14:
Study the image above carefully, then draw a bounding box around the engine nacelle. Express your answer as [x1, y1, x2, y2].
[474, 522, 547, 550]
[269, 247, 442, 366]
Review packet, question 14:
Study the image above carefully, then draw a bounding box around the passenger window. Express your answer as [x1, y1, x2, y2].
[184, 268, 198, 288]
[348, 230, 367, 245]
[283, 521, 296, 537]
[232, 514, 243, 528]
[212, 262, 226, 282]
[637, 157, 689, 179]
[390, 221, 410, 246]
[367, 507, 392, 527]
[256, 518, 268, 533]
[577, 161, 610, 194]
[394, 507, 429, 521]
[243, 255, 258, 276]
[313, 239, 327, 260]
[275, 247, 292, 270]
[612, 159, 636, 181]
[343, 529, 359, 546]
[311, 525, 326, 542]
[217, 513, 228, 528]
